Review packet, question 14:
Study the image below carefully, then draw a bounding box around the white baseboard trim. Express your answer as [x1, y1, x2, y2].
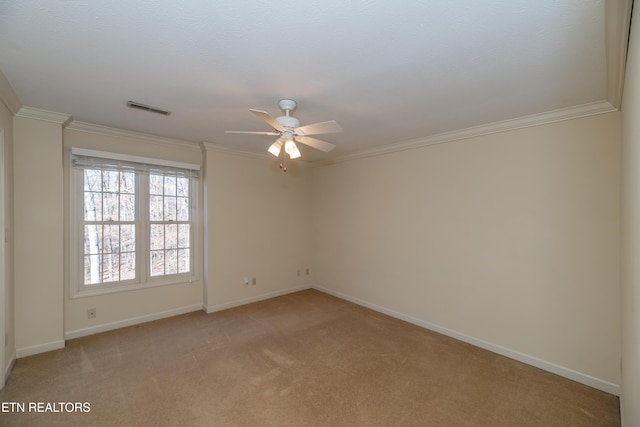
[16, 340, 66, 359]
[313, 285, 621, 396]
[204, 285, 311, 314]
[65, 304, 203, 340]
[4, 350, 15, 382]
[16, 285, 619, 395]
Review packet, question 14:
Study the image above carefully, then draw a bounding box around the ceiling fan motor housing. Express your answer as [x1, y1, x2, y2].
[276, 115, 300, 129]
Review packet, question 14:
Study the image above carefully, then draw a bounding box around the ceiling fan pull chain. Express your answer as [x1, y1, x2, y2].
[279, 149, 287, 172]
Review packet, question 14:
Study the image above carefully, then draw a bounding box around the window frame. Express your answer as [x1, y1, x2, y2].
[69, 148, 200, 298]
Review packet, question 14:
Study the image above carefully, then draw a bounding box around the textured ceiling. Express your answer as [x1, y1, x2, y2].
[0, 0, 629, 162]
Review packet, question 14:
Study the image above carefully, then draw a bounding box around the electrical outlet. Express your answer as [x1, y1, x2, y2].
[251, 277, 257, 285]
[306, 268, 310, 275]
[87, 308, 96, 319]
[243, 276, 249, 285]
[297, 269, 301, 277]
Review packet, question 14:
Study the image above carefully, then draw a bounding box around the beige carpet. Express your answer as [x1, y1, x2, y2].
[0, 289, 620, 426]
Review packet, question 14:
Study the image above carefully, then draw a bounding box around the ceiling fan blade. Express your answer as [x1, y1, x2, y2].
[294, 120, 342, 136]
[225, 131, 280, 135]
[250, 109, 285, 132]
[295, 135, 336, 152]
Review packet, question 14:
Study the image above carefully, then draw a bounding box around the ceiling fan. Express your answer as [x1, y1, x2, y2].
[225, 99, 341, 168]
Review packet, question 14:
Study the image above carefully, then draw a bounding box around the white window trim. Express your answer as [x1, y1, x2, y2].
[69, 148, 201, 298]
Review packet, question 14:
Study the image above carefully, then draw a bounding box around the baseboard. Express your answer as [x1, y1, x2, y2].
[4, 350, 15, 382]
[313, 285, 621, 396]
[66, 287, 311, 339]
[64, 304, 203, 340]
[204, 285, 311, 314]
[16, 340, 66, 359]
[17, 284, 620, 396]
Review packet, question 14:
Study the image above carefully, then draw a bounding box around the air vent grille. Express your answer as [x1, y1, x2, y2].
[126, 101, 171, 116]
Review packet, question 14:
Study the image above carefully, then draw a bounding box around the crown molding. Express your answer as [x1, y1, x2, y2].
[15, 106, 71, 126]
[0, 69, 21, 115]
[325, 100, 617, 165]
[66, 120, 200, 152]
[605, 0, 633, 109]
[201, 141, 313, 167]
[201, 141, 272, 161]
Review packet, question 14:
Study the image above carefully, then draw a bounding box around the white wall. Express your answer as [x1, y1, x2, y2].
[2, 86, 624, 401]
[202, 144, 313, 312]
[10, 112, 315, 351]
[0, 73, 16, 384]
[63, 124, 204, 338]
[14, 111, 68, 356]
[313, 112, 621, 393]
[620, 7, 640, 426]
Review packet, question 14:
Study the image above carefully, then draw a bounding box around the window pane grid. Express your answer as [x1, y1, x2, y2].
[77, 165, 194, 292]
[150, 222, 191, 276]
[149, 173, 192, 277]
[83, 223, 136, 285]
[82, 168, 137, 285]
[83, 169, 135, 223]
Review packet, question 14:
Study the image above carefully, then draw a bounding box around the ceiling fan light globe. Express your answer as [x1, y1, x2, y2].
[285, 141, 302, 159]
[289, 149, 301, 159]
[284, 139, 296, 152]
[268, 140, 282, 157]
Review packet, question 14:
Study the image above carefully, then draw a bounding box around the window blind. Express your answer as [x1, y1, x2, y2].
[71, 148, 200, 179]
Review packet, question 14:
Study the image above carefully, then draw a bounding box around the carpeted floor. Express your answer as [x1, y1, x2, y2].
[0, 289, 620, 426]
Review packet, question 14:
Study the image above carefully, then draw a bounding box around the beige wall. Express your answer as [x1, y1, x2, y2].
[3, 95, 624, 399]
[14, 113, 66, 355]
[620, 7, 640, 426]
[0, 82, 15, 382]
[313, 112, 621, 392]
[0, 68, 625, 403]
[11, 115, 315, 351]
[63, 126, 204, 337]
[202, 145, 313, 311]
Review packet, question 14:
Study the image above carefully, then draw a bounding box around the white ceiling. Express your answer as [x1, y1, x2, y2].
[0, 1, 631, 162]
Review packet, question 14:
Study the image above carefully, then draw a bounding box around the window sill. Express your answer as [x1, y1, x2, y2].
[70, 275, 200, 299]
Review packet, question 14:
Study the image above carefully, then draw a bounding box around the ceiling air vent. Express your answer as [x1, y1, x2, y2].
[126, 101, 171, 116]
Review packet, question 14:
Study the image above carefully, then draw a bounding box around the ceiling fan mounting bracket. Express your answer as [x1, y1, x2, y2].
[278, 99, 297, 114]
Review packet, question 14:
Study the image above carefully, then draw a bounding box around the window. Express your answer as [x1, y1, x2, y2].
[70, 148, 199, 297]
[83, 167, 137, 285]
[149, 174, 192, 276]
